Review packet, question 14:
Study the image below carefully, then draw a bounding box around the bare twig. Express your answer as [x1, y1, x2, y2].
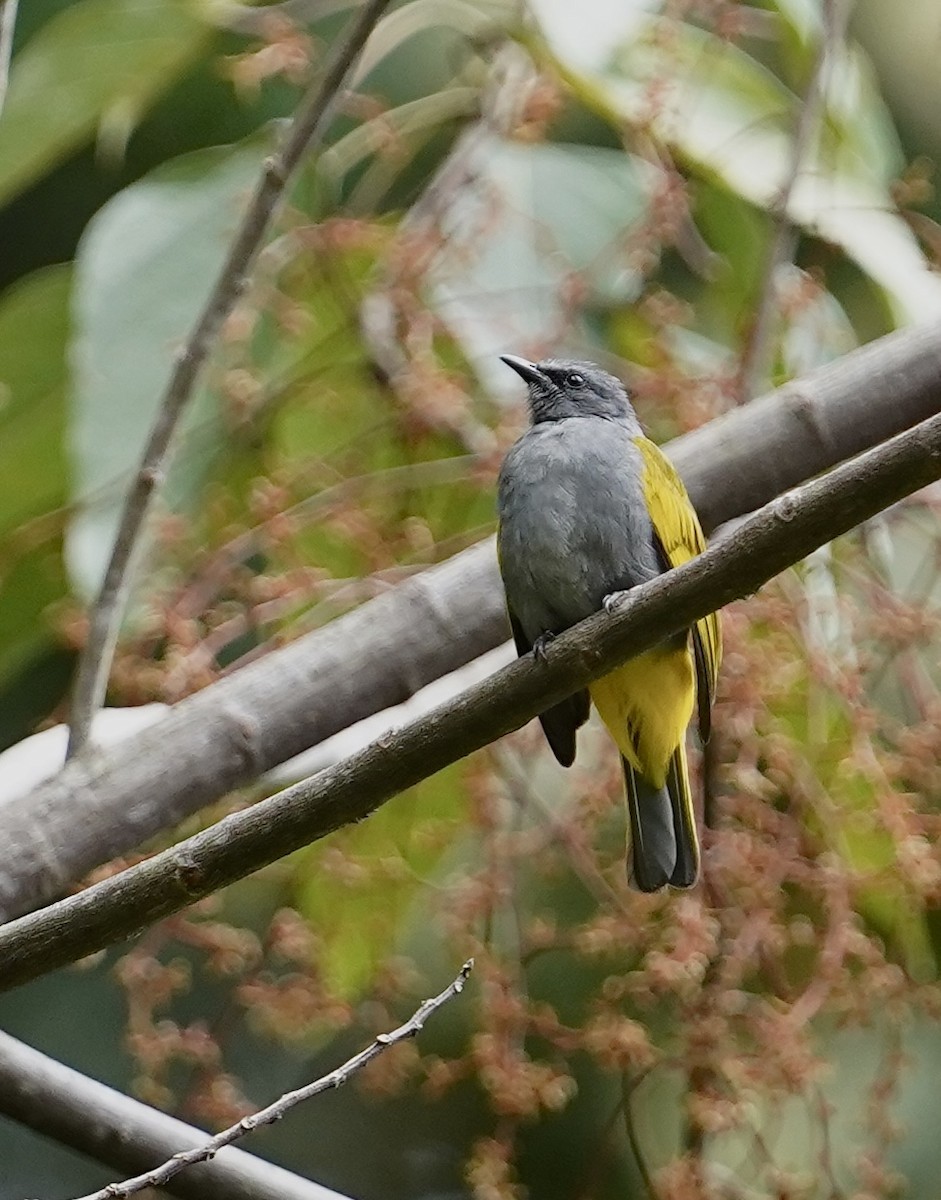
[0, 1035, 343, 1200]
[68, 960, 474, 1200]
[735, 0, 851, 402]
[0, 0, 18, 117]
[2, 410, 941, 990]
[622, 1083, 658, 1200]
[66, 0, 395, 760]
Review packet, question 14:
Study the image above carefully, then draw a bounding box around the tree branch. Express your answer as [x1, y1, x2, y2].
[734, 0, 851, 401]
[0, 1033, 347, 1200]
[3, 320, 941, 922]
[672, 318, 941, 534]
[64, 960, 473, 1200]
[65, 0, 395, 760]
[1, 410, 940, 991]
[0, 0, 18, 118]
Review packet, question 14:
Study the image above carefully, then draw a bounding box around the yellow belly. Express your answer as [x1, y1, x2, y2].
[589, 646, 695, 788]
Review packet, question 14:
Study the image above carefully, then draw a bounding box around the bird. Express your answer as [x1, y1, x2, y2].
[495, 354, 720, 891]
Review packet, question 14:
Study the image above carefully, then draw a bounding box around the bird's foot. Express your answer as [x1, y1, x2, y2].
[533, 631, 555, 662]
[603, 589, 630, 615]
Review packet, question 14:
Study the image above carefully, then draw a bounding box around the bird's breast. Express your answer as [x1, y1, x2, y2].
[497, 419, 661, 636]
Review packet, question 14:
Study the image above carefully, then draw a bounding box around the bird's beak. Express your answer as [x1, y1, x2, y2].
[500, 354, 546, 387]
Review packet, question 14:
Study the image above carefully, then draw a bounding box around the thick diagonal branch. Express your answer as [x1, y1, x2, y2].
[66, 0, 394, 759]
[1, 410, 940, 992]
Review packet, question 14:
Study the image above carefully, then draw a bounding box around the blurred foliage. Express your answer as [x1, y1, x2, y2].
[3, 0, 941, 1198]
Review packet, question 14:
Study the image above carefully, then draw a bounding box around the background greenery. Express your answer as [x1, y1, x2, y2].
[3, 0, 941, 1196]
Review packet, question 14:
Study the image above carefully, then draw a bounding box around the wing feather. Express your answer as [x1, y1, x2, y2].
[507, 611, 589, 767]
[634, 437, 721, 736]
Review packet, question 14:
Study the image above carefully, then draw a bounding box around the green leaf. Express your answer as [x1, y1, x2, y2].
[350, 0, 507, 87]
[536, 8, 941, 326]
[0, 267, 71, 533]
[0, 0, 211, 208]
[294, 763, 467, 1000]
[767, 0, 822, 48]
[0, 266, 72, 685]
[527, 0, 650, 75]
[778, 265, 857, 376]
[318, 86, 480, 196]
[430, 135, 655, 379]
[68, 137, 267, 597]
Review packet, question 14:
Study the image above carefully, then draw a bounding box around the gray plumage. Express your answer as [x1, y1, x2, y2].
[497, 357, 661, 653]
[497, 403, 660, 636]
[496, 355, 696, 891]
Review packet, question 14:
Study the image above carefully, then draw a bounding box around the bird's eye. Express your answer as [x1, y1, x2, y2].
[566, 372, 585, 387]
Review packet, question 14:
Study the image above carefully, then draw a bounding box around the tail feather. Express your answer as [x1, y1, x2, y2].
[623, 743, 700, 892]
[624, 761, 675, 891]
[667, 741, 699, 887]
[538, 689, 591, 767]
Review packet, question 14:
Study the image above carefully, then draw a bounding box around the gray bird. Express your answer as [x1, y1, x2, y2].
[496, 355, 720, 891]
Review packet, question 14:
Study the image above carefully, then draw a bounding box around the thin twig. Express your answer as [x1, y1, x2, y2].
[0, 0, 18, 117]
[814, 1084, 845, 1200]
[622, 1072, 658, 1200]
[735, 0, 850, 403]
[624, 1112, 657, 1200]
[68, 960, 474, 1200]
[66, 0, 395, 760]
[2, 410, 941, 991]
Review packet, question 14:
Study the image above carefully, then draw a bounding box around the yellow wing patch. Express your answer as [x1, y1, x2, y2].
[634, 437, 721, 728]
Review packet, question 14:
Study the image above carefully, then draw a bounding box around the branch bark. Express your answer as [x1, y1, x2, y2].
[0, 1032, 347, 1200]
[0, 0, 18, 118]
[2, 320, 941, 922]
[65, 0, 395, 759]
[1, 409, 940, 991]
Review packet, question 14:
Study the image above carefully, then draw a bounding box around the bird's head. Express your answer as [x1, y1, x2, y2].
[500, 355, 636, 426]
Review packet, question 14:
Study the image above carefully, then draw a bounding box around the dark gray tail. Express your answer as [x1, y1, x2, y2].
[623, 743, 699, 892]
